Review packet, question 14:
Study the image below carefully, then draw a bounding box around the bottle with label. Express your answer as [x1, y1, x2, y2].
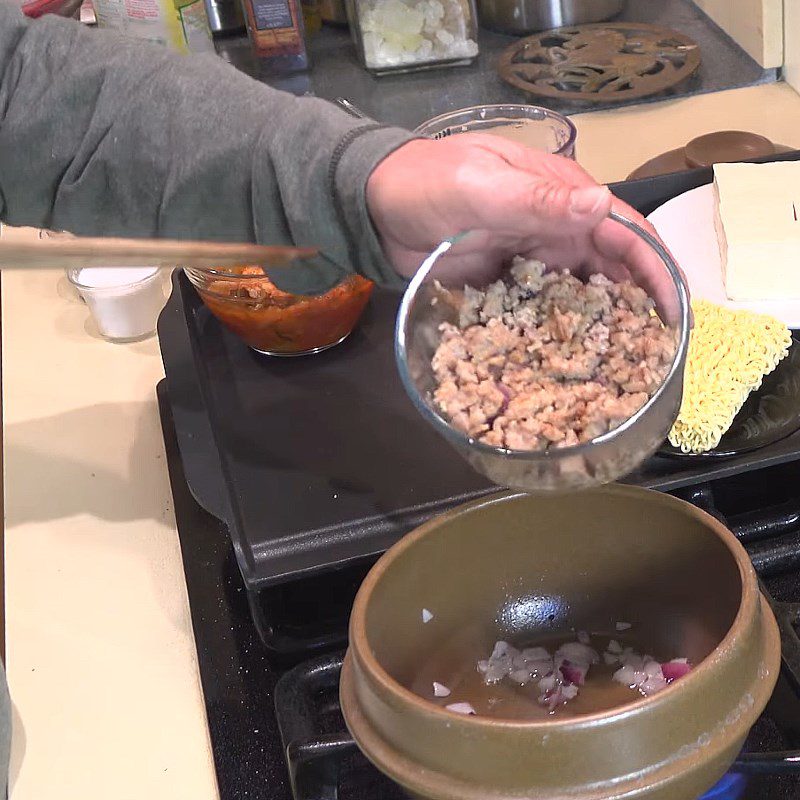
[92, 0, 216, 55]
[240, 0, 309, 74]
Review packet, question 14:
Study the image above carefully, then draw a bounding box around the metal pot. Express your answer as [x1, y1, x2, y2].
[203, 0, 244, 34]
[320, 0, 347, 24]
[477, 0, 625, 35]
[341, 486, 780, 800]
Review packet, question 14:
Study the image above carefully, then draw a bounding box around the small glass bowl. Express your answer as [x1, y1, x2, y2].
[394, 212, 690, 493]
[67, 266, 170, 343]
[184, 266, 374, 356]
[414, 104, 577, 159]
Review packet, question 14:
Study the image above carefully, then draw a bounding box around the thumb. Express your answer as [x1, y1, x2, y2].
[518, 181, 612, 232]
[565, 185, 613, 224]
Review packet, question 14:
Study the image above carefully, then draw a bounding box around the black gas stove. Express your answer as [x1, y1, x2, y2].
[156, 159, 800, 800]
[157, 382, 800, 800]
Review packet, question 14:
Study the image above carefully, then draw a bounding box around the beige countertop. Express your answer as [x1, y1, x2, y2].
[5, 81, 800, 799]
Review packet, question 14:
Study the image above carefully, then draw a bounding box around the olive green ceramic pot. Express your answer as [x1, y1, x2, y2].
[341, 486, 780, 800]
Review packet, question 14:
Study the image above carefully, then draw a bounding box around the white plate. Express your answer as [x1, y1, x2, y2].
[646, 183, 800, 329]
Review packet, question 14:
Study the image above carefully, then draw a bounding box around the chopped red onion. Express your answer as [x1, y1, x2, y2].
[560, 660, 588, 686]
[662, 658, 692, 681]
[433, 682, 451, 698]
[446, 702, 476, 715]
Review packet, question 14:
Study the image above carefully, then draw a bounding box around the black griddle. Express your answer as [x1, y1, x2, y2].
[157, 151, 800, 604]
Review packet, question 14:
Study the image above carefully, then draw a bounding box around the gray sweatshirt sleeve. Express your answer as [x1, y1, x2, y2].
[0, 2, 416, 291]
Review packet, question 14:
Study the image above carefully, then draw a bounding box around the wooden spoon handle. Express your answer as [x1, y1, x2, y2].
[0, 234, 317, 271]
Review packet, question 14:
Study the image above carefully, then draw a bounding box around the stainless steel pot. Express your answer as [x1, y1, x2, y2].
[477, 0, 625, 35]
[203, 0, 244, 34]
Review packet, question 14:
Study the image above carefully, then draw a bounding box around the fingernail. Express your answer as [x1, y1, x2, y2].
[569, 186, 610, 216]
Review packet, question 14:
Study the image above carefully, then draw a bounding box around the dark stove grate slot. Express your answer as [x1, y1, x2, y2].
[727, 502, 800, 544]
[336, 749, 409, 800]
[677, 482, 800, 579]
[699, 461, 800, 518]
[246, 560, 376, 659]
[749, 535, 800, 578]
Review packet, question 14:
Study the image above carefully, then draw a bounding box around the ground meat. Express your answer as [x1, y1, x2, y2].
[431, 259, 677, 451]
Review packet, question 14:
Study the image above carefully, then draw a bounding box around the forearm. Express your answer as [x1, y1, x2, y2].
[0, 3, 415, 289]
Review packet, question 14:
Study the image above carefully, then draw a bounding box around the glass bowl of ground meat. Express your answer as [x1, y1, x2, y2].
[395, 212, 690, 493]
[185, 266, 374, 356]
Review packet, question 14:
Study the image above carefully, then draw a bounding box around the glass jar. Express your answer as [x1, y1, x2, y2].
[345, 0, 479, 74]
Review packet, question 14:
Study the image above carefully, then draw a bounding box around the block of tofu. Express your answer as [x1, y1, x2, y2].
[713, 161, 800, 301]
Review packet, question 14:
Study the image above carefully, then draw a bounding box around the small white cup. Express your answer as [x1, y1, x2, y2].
[67, 267, 171, 342]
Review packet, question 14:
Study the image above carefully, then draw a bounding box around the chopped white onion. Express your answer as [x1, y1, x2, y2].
[521, 646, 550, 662]
[538, 673, 558, 693]
[422, 608, 434, 623]
[555, 642, 599, 666]
[527, 659, 554, 677]
[433, 681, 451, 697]
[561, 684, 579, 700]
[509, 668, 532, 685]
[615, 621, 632, 631]
[644, 660, 662, 678]
[491, 641, 512, 659]
[613, 651, 691, 696]
[476, 634, 690, 713]
[613, 664, 638, 688]
[446, 702, 476, 715]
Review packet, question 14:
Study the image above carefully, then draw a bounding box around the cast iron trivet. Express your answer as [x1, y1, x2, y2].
[498, 23, 701, 102]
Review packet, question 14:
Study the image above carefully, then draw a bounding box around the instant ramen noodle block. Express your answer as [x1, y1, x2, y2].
[668, 300, 792, 454]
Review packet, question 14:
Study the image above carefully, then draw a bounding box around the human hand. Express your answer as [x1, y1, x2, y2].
[366, 133, 685, 320]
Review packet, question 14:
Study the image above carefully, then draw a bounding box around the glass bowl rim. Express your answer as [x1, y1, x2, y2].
[413, 103, 578, 157]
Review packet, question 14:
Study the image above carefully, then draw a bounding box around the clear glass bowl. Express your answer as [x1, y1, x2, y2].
[184, 266, 374, 356]
[414, 104, 577, 159]
[345, 0, 480, 75]
[394, 212, 690, 493]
